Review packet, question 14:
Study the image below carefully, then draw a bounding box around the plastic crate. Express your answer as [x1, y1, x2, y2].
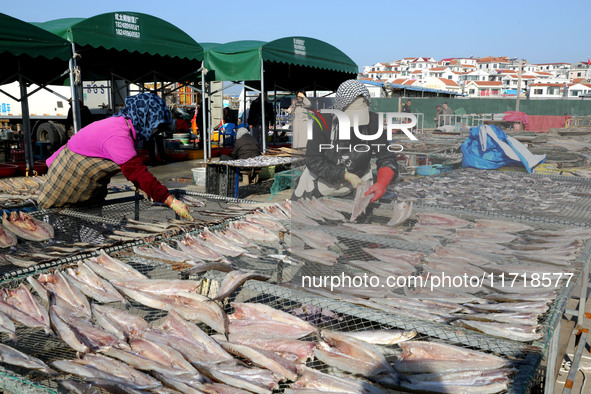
[205, 164, 239, 197]
[415, 164, 452, 176]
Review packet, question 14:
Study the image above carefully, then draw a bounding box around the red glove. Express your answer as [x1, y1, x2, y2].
[365, 167, 395, 203]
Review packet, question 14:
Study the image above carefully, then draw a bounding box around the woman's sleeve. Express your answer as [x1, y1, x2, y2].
[119, 156, 171, 203]
[304, 117, 346, 183]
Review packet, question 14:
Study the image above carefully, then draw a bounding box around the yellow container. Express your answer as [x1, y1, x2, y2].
[212, 131, 220, 142]
[187, 150, 204, 160]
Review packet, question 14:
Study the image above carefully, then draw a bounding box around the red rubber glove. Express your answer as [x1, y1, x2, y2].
[365, 167, 395, 203]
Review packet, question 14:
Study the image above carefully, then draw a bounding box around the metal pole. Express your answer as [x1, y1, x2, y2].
[516, 60, 523, 112]
[69, 43, 82, 133]
[207, 85, 212, 159]
[201, 70, 207, 161]
[18, 74, 34, 176]
[260, 61, 266, 152]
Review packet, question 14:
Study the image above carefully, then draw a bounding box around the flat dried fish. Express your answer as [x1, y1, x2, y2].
[387, 200, 413, 226]
[350, 181, 373, 222]
[0, 225, 17, 248]
[2, 211, 54, 241]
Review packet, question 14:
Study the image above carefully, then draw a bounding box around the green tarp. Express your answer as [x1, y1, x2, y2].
[33, 12, 204, 82]
[205, 37, 358, 91]
[0, 13, 71, 83]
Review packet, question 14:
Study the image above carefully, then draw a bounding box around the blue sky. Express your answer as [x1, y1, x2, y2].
[5, 0, 590, 69]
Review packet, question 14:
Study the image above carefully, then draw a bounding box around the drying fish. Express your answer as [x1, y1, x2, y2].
[0, 343, 56, 375]
[50, 303, 120, 353]
[155, 310, 233, 364]
[218, 228, 260, 249]
[293, 365, 385, 393]
[454, 319, 542, 342]
[183, 261, 234, 275]
[350, 181, 373, 222]
[0, 292, 51, 333]
[179, 195, 206, 207]
[3, 284, 51, 335]
[291, 229, 338, 249]
[262, 204, 290, 220]
[151, 371, 207, 393]
[33, 271, 91, 319]
[65, 263, 126, 304]
[320, 197, 354, 213]
[230, 221, 280, 242]
[52, 359, 160, 391]
[132, 245, 178, 261]
[2, 211, 54, 241]
[3, 254, 41, 267]
[473, 219, 533, 233]
[113, 285, 227, 334]
[342, 329, 417, 345]
[394, 341, 509, 373]
[0, 225, 17, 248]
[416, 212, 471, 229]
[245, 213, 287, 231]
[85, 250, 147, 281]
[455, 311, 539, 326]
[197, 228, 252, 257]
[399, 368, 511, 394]
[291, 207, 321, 226]
[213, 270, 270, 301]
[387, 200, 413, 226]
[229, 302, 316, 339]
[194, 362, 275, 394]
[80, 353, 163, 390]
[92, 304, 149, 340]
[129, 337, 200, 375]
[308, 197, 347, 221]
[463, 301, 549, 314]
[289, 247, 339, 266]
[225, 333, 316, 363]
[177, 235, 227, 262]
[0, 311, 16, 341]
[110, 278, 202, 295]
[104, 347, 194, 377]
[315, 330, 396, 379]
[215, 337, 298, 381]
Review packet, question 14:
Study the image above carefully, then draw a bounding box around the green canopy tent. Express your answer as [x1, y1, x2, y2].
[34, 12, 208, 153]
[204, 37, 358, 151]
[0, 12, 71, 174]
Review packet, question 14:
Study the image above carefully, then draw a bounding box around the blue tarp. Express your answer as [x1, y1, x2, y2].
[461, 125, 546, 173]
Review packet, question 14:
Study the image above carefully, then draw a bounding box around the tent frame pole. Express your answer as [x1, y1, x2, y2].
[201, 68, 208, 161]
[69, 43, 82, 133]
[260, 61, 266, 152]
[18, 71, 34, 176]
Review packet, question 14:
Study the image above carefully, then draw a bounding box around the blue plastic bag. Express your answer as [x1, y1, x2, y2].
[461, 125, 545, 173]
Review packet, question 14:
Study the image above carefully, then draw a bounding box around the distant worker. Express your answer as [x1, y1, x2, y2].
[287, 90, 312, 149]
[434, 104, 443, 127]
[248, 93, 275, 147]
[219, 127, 261, 161]
[441, 102, 454, 126]
[65, 99, 93, 133]
[401, 99, 412, 113]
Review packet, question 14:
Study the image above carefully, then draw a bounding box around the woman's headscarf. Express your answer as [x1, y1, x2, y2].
[333, 80, 371, 111]
[114, 93, 172, 140]
[235, 127, 250, 140]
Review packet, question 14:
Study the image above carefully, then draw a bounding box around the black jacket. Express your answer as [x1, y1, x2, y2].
[231, 134, 261, 159]
[305, 111, 398, 184]
[247, 98, 275, 128]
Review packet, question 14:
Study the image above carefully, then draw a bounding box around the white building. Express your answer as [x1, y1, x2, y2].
[464, 81, 504, 97]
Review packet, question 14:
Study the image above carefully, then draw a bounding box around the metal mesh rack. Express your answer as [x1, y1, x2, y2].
[191, 270, 543, 394]
[0, 191, 260, 281]
[393, 168, 591, 226]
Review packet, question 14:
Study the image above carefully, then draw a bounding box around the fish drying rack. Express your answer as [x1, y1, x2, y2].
[0, 171, 589, 392]
[398, 168, 591, 227]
